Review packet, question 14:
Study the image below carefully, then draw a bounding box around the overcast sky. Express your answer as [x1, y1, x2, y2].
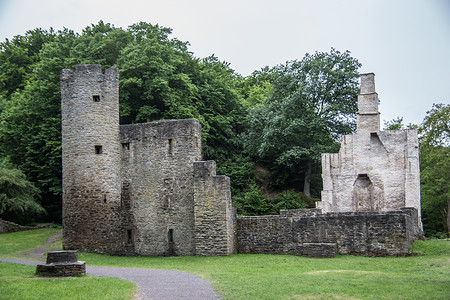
[1, 0, 449, 126]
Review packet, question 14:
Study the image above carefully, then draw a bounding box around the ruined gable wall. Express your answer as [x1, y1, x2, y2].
[318, 73, 422, 228]
[61, 65, 125, 254]
[120, 119, 202, 256]
[193, 161, 236, 256]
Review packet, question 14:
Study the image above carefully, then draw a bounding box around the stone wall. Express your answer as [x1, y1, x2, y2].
[237, 208, 420, 257]
[120, 119, 202, 256]
[193, 161, 236, 256]
[0, 219, 48, 234]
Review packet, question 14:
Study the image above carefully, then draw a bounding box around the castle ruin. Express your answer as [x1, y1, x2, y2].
[61, 65, 235, 256]
[62, 65, 422, 257]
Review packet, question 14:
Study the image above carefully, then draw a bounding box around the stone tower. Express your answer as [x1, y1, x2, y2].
[61, 65, 125, 254]
[61, 64, 236, 256]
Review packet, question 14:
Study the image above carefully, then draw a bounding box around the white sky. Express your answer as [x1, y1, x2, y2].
[0, 0, 449, 126]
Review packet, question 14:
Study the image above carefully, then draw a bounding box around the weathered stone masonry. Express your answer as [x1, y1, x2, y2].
[62, 66, 421, 257]
[237, 208, 420, 257]
[62, 65, 234, 256]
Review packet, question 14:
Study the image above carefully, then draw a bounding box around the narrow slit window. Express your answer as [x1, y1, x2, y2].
[168, 139, 173, 156]
[103, 194, 107, 203]
[168, 229, 174, 243]
[95, 145, 103, 154]
[93, 95, 101, 102]
[127, 230, 132, 245]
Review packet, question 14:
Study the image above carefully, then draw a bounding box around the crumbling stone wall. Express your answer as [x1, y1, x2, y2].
[237, 208, 420, 257]
[318, 73, 422, 230]
[0, 219, 48, 234]
[120, 119, 202, 256]
[61, 64, 235, 256]
[193, 161, 236, 256]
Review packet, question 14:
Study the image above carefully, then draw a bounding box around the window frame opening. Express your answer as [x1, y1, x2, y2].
[95, 145, 103, 154]
[168, 229, 174, 243]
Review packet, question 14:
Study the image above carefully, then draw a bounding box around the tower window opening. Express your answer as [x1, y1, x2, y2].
[93, 95, 101, 102]
[168, 139, 173, 156]
[168, 229, 174, 243]
[95, 145, 103, 154]
[122, 142, 130, 150]
[127, 229, 132, 245]
[103, 194, 107, 203]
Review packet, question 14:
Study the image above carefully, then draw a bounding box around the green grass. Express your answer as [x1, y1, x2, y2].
[0, 228, 135, 299]
[1, 228, 449, 299]
[78, 247, 450, 299]
[0, 262, 135, 300]
[0, 228, 60, 256]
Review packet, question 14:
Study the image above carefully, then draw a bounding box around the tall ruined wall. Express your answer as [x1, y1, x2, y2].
[193, 161, 236, 256]
[318, 73, 422, 230]
[237, 208, 420, 257]
[61, 65, 125, 254]
[120, 119, 202, 256]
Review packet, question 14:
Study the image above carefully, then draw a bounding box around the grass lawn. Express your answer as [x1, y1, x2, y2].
[1, 228, 449, 299]
[0, 228, 135, 300]
[0, 228, 60, 256]
[0, 262, 135, 300]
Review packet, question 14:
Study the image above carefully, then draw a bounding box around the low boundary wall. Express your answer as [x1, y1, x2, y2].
[236, 208, 421, 257]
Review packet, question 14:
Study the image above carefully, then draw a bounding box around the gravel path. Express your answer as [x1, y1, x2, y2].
[0, 257, 221, 299]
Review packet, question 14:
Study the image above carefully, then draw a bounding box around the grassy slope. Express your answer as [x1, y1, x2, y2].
[0, 228, 60, 256]
[1, 228, 449, 299]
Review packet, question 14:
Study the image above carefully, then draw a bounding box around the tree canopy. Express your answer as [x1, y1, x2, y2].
[244, 49, 361, 196]
[419, 104, 450, 237]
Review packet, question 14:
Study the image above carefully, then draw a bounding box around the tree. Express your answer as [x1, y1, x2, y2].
[245, 49, 361, 196]
[0, 28, 56, 99]
[0, 158, 44, 224]
[419, 103, 450, 237]
[384, 117, 404, 130]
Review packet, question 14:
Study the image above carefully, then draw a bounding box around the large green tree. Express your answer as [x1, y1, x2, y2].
[419, 103, 450, 237]
[245, 49, 361, 196]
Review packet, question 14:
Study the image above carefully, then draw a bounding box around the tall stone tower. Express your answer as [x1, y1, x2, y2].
[61, 65, 124, 254]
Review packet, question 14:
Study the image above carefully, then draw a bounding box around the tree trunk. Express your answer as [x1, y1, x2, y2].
[303, 159, 312, 197]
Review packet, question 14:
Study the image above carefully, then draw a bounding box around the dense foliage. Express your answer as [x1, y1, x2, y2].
[418, 104, 449, 237]
[244, 49, 361, 197]
[0, 21, 447, 237]
[0, 158, 44, 224]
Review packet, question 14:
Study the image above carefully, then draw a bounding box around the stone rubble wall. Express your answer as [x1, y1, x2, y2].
[120, 119, 202, 256]
[0, 219, 48, 234]
[193, 161, 236, 256]
[237, 208, 420, 257]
